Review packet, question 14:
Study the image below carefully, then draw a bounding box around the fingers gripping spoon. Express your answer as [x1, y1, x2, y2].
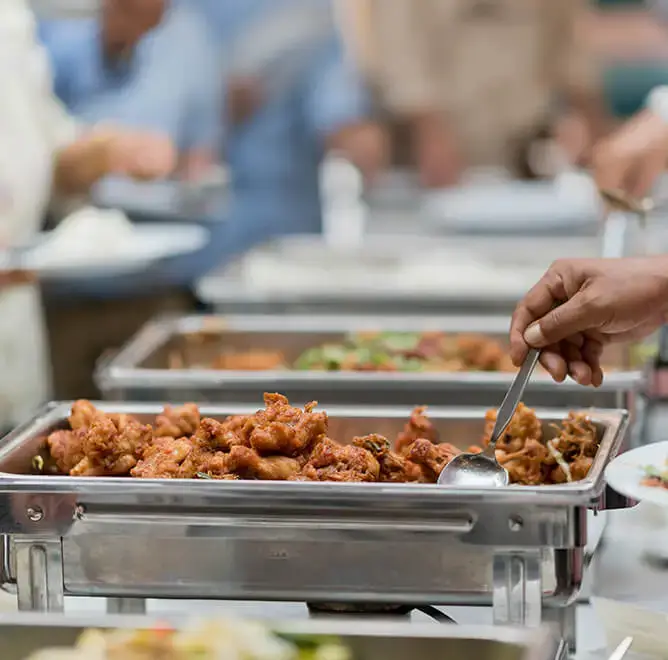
[438, 348, 541, 487]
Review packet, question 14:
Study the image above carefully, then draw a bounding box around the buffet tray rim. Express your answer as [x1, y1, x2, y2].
[0, 401, 628, 506]
[0, 612, 557, 654]
[94, 313, 642, 393]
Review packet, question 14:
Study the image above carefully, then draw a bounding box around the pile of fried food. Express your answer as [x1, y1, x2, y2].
[27, 620, 348, 660]
[40, 393, 599, 486]
[190, 331, 516, 372]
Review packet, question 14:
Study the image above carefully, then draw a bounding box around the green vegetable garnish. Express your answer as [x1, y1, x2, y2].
[196, 472, 213, 480]
[399, 358, 426, 372]
[31, 455, 44, 473]
[642, 465, 668, 481]
[376, 331, 421, 352]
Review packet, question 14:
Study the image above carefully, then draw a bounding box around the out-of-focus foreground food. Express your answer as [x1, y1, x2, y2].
[38, 393, 599, 486]
[191, 332, 516, 372]
[26, 620, 349, 660]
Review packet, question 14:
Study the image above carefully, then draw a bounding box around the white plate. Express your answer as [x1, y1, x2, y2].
[605, 441, 668, 507]
[17, 223, 209, 279]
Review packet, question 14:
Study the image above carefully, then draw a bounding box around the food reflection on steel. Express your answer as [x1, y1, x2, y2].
[39, 394, 599, 486]
[178, 331, 517, 373]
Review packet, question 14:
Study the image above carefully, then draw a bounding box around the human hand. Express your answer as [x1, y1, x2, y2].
[179, 149, 217, 182]
[54, 127, 176, 195]
[101, 129, 177, 181]
[554, 113, 593, 167]
[327, 122, 389, 185]
[412, 113, 463, 188]
[509, 256, 668, 385]
[592, 109, 668, 199]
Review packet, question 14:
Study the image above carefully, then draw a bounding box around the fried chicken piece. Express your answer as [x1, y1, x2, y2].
[70, 415, 152, 476]
[154, 403, 200, 439]
[482, 403, 542, 453]
[352, 434, 422, 482]
[186, 450, 232, 479]
[46, 429, 86, 473]
[69, 400, 99, 430]
[226, 445, 301, 480]
[248, 393, 327, 457]
[543, 413, 598, 484]
[172, 416, 252, 479]
[550, 413, 598, 459]
[191, 416, 251, 453]
[212, 350, 285, 370]
[407, 438, 461, 481]
[497, 437, 551, 485]
[549, 455, 594, 484]
[300, 437, 380, 482]
[395, 406, 439, 455]
[131, 438, 193, 479]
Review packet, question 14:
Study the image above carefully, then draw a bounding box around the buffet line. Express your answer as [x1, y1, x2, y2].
[2, 224, 665, 660]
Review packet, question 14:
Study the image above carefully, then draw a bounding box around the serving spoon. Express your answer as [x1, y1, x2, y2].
[599, 187, 665, 217]
[438, 348, 541, 487]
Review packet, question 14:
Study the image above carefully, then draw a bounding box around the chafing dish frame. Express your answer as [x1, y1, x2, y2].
[194, 232, 612, 316]
[94, 314, 643, 409]
[0, 401, 628, 655]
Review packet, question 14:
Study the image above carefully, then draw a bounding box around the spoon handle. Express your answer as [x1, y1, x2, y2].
[486, 348, 541, 453]
[607, 636, 633, 660]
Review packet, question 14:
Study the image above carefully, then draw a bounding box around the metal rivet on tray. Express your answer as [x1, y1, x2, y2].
[508, 516, 523, 532]
[25, 506, 43, 522]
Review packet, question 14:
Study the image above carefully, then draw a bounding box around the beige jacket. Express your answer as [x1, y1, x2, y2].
[341, 0, 597, 167]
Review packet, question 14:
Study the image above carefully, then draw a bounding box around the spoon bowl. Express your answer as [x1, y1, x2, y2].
[438, 449, 509, 487]
[437, 347, 541, 488]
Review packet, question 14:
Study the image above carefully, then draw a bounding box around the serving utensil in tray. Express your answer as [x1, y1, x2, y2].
[94, 314, 643, 410]
[0, 615, 557, 660]
[0, 401, 628, 656]
[439, 348, 540, 487]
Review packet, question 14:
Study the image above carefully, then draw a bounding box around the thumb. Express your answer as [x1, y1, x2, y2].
[524, 292, 596, 347]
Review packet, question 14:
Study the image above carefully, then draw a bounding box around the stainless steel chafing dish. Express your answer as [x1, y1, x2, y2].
[195, 234, 607, 316]
[95, 314, 643, 409]
[0, 401, 628, 656]
[0, 615, 557, 660]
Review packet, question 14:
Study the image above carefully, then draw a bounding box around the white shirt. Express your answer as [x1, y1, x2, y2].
[0, 0, 78, 425]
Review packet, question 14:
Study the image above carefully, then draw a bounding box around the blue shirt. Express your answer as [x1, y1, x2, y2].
[187, 0, 372, 247]
[39, 3, 221, 154]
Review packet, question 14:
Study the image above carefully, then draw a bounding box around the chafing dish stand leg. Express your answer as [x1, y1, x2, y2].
[14, 537, 64, 612]
[543, 606, 575, 660]
[107, 598, 147, 615]
[492, 551, 574, 657]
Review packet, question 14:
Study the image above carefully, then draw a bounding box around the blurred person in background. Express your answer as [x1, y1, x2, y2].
[39, 0, 221, 180]
[187, 0, 387, 252]
[35, 0, 223, 399]
[345, 0, 610, 187]
[0, 0, 175, 425]
[591, 1, 668, 198]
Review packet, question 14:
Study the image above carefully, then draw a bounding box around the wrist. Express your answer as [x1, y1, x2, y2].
[648, 255, 668, 303]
